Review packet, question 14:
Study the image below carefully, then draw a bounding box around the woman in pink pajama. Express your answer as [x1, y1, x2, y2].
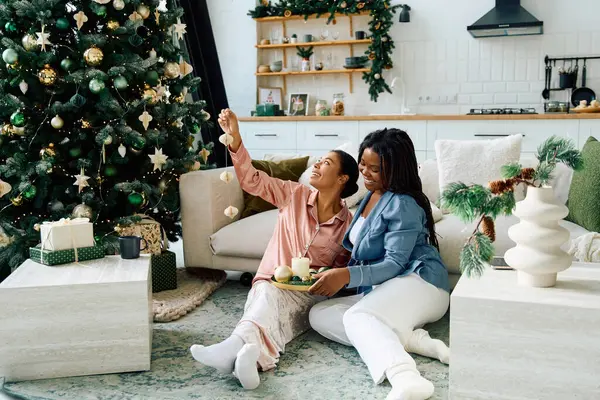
[190, 109, 359, 390]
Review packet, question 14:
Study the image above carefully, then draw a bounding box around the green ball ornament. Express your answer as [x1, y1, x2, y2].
[60, 58, 74, 72]
[170, 84, 183, 95]
[114, 75, 128, 90]
[2, 48, 18, 65]
[104, 165, 117, 177]
[4, 22, 17, 34]
[56, 18, 70, 30]
[192, 123, 200, 133]
[127, 192, 144, 207]
[132, 135, 146, 150]
[95, 5, 107, 17]
[21, 34, 38, 51]
[10, 111, 25, 127]
[69, 147, 82, 158]
[145, 70, 159, 86]
[89, 79, 105, 94]
[23, 185, 37, 200]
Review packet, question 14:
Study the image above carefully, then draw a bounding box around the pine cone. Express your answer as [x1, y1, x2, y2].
[489, 180, 506, 194]
[504, 178, 517, 192]
[520, 168, 535, 180]
[481, 216, 496, 242]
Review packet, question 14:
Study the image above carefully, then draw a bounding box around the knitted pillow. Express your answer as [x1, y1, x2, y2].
[566, 136, 600, 232]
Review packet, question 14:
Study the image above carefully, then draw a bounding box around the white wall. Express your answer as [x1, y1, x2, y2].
[207, 0, 600, 116]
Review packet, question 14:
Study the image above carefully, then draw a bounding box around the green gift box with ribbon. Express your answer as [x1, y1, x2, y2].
[29, 245, 105, 266]
[151, 250, 177, 293]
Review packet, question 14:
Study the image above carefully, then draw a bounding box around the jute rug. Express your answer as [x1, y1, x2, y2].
[152, 269, 226, 322]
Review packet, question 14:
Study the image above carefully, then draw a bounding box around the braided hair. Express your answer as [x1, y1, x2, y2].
[359, 128, 439, 250]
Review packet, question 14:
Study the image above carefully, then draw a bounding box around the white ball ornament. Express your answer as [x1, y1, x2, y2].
[219, 133, 234, 146]
[224, 205, 239, 219]
[51, 115, 64, 129]
[274, 265, 293, 283]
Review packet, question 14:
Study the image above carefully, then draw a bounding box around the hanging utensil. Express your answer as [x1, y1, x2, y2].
[571, 59, 596, 107]
[542, 63, 551, 100]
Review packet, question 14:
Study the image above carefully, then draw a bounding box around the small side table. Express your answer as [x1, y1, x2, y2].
[449, 263, 600, 399]
[0, 255, 152, 382]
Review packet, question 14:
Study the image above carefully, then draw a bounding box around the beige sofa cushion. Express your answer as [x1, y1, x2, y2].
[210, 209, 278, 259]
[436, 214, 589, 274]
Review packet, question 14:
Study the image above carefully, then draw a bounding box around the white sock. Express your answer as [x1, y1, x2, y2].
[405, 329, 450, 365]
[385, 370, 434, 400]
[233, 343, 260, 390]
[190, 335, 244, 374]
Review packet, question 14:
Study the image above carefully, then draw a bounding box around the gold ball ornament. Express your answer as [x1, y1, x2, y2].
[72, 203, 93, 219]
[40, 145, 56, 159]
[143, 87, 159, 104]
[137, 4, 151, 19]
[1, 124, 15, 136]
[113, 0, 125, 11]
[10, 194, 23, 206]
[84, 47, 104, 66]
[22, 34, 39, 51]
[12, 126, 25, 136]
[38, 64, 58, 86]
[107, 19, 120, 31]
[284, 9, 292, 17]
[164, 62, 181, 79]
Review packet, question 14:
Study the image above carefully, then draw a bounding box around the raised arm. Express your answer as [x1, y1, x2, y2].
[218, 109, 300, 209]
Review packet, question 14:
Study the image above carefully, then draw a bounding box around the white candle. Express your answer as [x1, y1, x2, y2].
[291, 257, 310, 278]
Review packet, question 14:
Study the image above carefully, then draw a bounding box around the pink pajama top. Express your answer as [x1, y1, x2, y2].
[230, 143, 352, 284]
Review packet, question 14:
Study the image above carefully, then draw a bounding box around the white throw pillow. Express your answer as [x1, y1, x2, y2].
[298, 143, 369, 208]
[263, 152, 320, 166]
[419, 159, 440, 205]
[435, 134, 523, 213]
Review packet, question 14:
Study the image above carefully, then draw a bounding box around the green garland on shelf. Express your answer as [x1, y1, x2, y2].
[249, 0, 402, 102]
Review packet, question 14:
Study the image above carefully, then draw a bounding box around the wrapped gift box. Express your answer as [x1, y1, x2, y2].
[29, 245, 105, 266]
[151, 251, 177, 293]
[119, 215, 167, 256]
[40, 218, 94, 251]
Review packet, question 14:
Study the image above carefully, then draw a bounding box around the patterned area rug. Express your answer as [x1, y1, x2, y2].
[2, 281, 449, 400]
[153, 270, 226, 322]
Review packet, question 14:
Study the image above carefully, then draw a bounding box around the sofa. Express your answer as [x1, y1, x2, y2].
[179, 157, 589, 290]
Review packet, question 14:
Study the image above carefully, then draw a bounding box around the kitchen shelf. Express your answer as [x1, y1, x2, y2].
[254, 10, 379, 101]
[254, 11, 370, 22]
[256, 39, 371, 49]
[256, 68, 370, 76]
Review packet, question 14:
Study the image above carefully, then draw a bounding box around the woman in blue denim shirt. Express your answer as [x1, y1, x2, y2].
[309, 128, 450, 400]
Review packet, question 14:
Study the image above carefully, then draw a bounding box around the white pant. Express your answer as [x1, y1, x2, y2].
[232, 281, 324, 371]
[309, 274, 449, 384]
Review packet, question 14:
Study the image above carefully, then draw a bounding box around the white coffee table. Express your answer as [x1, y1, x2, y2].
[0, 255, 152, 382]
[449, 263, 600, 399]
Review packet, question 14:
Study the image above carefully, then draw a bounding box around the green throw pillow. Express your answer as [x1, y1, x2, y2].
[566, 136, 600, 232]
[241, 157, 309, 219]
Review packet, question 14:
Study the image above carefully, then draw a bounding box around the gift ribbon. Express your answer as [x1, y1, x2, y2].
[41, 218, 91, 263]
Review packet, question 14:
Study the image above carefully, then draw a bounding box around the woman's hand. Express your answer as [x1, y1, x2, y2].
[308, 268, 350, 297]
[218, 108, 242, 152]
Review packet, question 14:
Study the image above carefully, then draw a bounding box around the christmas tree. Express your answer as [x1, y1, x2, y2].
[0, 0, 215, 277]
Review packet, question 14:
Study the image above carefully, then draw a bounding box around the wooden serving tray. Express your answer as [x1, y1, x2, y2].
[270, 277, 315, 291]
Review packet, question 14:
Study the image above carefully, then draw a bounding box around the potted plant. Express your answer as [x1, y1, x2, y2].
[441, 136, 583, 286]
[296, 46, 314, 72]
[290, 34, 298, 44]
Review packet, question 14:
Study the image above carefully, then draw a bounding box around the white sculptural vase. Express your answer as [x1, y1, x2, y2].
[504, 187, 572, 288]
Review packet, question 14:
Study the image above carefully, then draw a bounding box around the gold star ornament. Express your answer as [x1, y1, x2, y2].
[148, 147, 168, 171]
[173, 18, 187, 41]
[36, 25, 52, 52]
[73, 168, 90, 193]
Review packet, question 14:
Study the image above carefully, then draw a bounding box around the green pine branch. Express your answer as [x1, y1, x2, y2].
[460, 232, 494, 278]
[440, 182, 491, 223]
[501, 162, 522, 179]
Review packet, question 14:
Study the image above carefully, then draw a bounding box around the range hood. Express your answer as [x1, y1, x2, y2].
[467, 0, 543, 38]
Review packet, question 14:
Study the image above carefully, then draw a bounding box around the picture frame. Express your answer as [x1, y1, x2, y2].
[258, 87, 283, 108]
[288, 93, 310, 116]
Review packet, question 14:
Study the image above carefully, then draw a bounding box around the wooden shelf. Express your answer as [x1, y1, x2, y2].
[254, 11, 370, 23]
[239, 114, 600, 122]
[256, 68, 370, 76]
[256, 39, 371, 49]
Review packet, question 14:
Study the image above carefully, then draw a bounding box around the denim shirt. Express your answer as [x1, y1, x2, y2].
[343, 191, 450, 293]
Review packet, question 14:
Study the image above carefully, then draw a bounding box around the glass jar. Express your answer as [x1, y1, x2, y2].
[332, 93, 345, 116]
[315, 100, 329, 116]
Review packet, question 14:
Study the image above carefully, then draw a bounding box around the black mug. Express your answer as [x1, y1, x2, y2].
[119, 236, 147, 259]
[355, 31, 366, 40]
